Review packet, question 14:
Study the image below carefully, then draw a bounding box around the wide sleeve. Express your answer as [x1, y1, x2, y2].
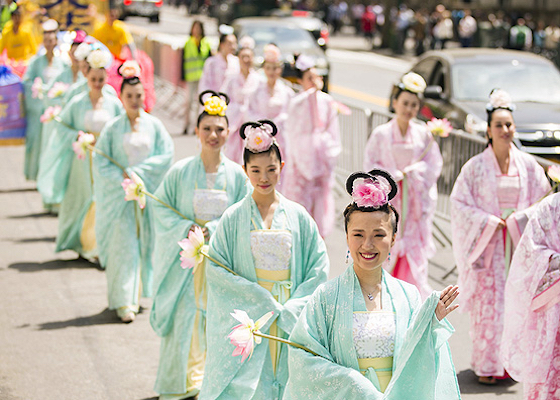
[198, 57, 214, 93]
[403, 131, 443, 193]
[93, 119, 122, 186]
[277, 213, 329, 334]
[363, 125, 403, 182]
[285, 288, 381, 400]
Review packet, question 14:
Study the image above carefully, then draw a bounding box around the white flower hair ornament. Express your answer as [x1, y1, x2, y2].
[238, 36, 255, 51]
[199, 90, 229, 117]
[486, 88, 515, 113]
[295, 54, 315, 72]
[346, 169, 398, 209]
[398, 72, 427, 94]
[240, 120, 278, 153]
[86, 48, 113, 69]
[119, 60, 141, 79]
[263, 43, 282, 65]
[74, 42, 93, 61]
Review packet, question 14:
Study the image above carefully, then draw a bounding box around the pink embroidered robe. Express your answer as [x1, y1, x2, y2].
[220, 69, 262, 164]
[198, 54, 239, 94]
[282, 88, 342, 237]
[450, 144, 550, 377]
[502, 193, 560, 400]
[363, 119, 442, 299]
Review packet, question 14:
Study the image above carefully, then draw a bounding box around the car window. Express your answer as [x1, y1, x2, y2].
[241, 25, 317, 52]
[412, 58, 437, 83]
[451, 61, 560, 103]
[431, 62, 446, 92]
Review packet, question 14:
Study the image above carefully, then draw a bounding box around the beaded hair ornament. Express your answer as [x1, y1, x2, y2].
[485, 88, 515, 113]
[397, 72, 427, 95]
[118, 60, 141, 79]
[240, 120, 278, 153]
[346, 169, 398, 209]
[199, 90, 229, 117]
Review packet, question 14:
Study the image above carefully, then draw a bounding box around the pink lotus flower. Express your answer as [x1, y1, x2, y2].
[489, 89, 513, 110]
[72, 131, 95, 160]
[119, 60, 141, 79]
[178, 226, 206, 272]
[47, 82, 69, 99]
[352, 178, 390, 208]
[227, 310, 274, 362]
[244, 126, 274, 153]
[121, 172, 146, 209]
[40, 106, 61, 123]
[548, 165, 560, 183]
[426, 118, 452, 138]
[31, 77, 44, 99]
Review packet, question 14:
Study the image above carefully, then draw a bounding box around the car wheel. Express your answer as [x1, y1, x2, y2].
[149, 14, 159, 23]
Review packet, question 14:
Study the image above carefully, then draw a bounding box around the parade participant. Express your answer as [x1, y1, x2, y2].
[221, 36, 261, 164]
[0, 7, 37, 61]
[150, 91, 248, 399]
[282, 54, 341, 238]
[0, 0, 17, 31]
[93, 61, 174, 323]
[91, 7, 136, 59]
[247, 44, 294, 169]
[285, 170, 461, 399]
[502, 193, 560, 400]
[363, 72, 442, 298]
[198, 31, 238, 94]
[50, 30, 87, 87]
[451, 89, 550, 385]
[37, 48, 122, 262]
[199, 120, 329, 400]
[22, 20, 68, 181]
[182, 20, 211, 135]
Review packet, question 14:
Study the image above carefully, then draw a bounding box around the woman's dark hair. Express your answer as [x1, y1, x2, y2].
[218, 33, 235, 51]
[240, 120, 283, 166]
[343, 170, 400, 235]
[394, 86, 421, 101]
[190, 20, 205, 38]
[120, 77, 142, 92]
[293, 54, 311, 80]
[196, 90, 230, 127]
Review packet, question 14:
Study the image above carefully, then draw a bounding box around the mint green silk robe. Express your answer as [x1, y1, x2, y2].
[285, 267, 461, 399]
[93, 110, 174, 310]
[37, 90, 122, 257]
[199, 193, 330, 400]
[22, 53, 68, 180]
[150, 155, 248, 395]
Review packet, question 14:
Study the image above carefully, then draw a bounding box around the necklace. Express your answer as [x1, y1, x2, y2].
[367, 293, 375, 301]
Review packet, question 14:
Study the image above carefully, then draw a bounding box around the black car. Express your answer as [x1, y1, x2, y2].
[117, 0, 162, 23]
[391, 49, 560, 156]
[232, 17, 330, 91]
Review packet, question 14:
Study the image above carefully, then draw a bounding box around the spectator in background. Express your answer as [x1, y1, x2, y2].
[509, 18, 532, 51]
[351, 2, 364, 35]
[432, 10, 454, 50]
[0, 7, 37, 61]
[182, 20, 212, 135]
[92, 7, 136, 59]
[412, 9, 429, 55]
[327, 0, 345, 34]
[0, 0, 17, 31]
[362, 5, 376, 47]
[458, 9, 477, 47]
[198, 31, 238, 95]
[533, 20, 546, 53]
[394, 5, 413, 55]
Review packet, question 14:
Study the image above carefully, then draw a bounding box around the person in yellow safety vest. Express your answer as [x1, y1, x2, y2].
[182, 20, 211, 135]
[91, 7, 136, 59]
[0, 7, 37, 61]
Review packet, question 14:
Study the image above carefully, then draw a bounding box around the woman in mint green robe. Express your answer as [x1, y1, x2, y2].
[284, 170, 461, 399]
[150, 93, 248, 400]
[94, 78, 174, 322]
[199, 120, 330, 400]
[37, 64, 122, 261]
[22, 34, 69, 181]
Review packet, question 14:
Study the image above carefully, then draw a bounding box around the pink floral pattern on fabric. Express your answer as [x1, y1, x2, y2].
[524, 329, 560, 400]
[352, 178, 390, 208]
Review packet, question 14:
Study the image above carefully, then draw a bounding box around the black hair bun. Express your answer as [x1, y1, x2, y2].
[239, 119, 278, 140]
[345, 169, 398, 201]
[199, 90, 230, 106]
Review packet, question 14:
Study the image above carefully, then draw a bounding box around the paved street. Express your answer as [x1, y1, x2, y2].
[0, 7, 524, 400]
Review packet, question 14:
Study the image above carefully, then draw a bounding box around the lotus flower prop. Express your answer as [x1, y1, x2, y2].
[548, 165, 560, 183]
[228, 310, 274, 362]
[40, 106, 61, 123]
[426, 118, 452, 138]
[47, 82, 69, 98]
[121, 172, 147, 209]
[31, 77, 44, 99]
[72, 131, 95, 160]
[178, 226, 206, 272]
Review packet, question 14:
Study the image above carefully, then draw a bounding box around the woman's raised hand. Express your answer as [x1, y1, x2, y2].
[435, 285, 459, 321]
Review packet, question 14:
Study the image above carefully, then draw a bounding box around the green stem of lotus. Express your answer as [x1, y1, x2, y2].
[253, 332, 322, 358]
[53, 115, 77, 131]
[416, 136, 435, 163]
[200, 248, 239, 276]
[142, 191, 190, 220]
[85, 144, 127, 172]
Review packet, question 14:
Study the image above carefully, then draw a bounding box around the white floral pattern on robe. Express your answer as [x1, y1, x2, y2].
[363, 119, 442, 298]
[451, 144, 550, 376]
[282, 88, 341, 238]
[502, 193, 560, 400]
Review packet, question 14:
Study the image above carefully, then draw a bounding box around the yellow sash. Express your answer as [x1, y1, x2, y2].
[358, 357, 393, 393]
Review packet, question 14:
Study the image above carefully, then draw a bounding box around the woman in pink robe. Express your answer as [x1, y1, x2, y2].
[282, 55, 341, 237]
[247, 44, 294, 166]
[363, 73, 442, 299]
[221, 37, 262, 164]
[450, 89, 550, 384]
[198, 33, 239, 95]
[501, 193, 560, 400]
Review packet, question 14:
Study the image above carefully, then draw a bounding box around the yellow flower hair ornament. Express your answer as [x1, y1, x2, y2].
[199, 90, 230, 117]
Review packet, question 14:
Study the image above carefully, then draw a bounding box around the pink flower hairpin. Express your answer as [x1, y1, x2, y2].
[244, 125, 275, 153]
[352, 178, 391, 208]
